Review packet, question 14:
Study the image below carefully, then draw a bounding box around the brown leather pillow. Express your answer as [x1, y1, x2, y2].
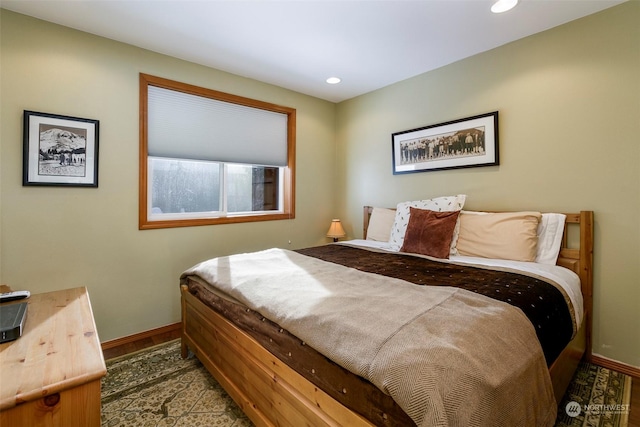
[400, 208, 460, 259]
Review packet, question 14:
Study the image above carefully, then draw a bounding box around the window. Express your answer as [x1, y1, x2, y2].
[139, 74, 295, 229]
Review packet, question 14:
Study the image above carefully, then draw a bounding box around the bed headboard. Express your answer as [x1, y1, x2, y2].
[363, 207, 592, 281]
[363, 206, 594, 357]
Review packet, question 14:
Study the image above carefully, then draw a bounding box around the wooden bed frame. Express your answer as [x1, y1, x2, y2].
[181, 208, 594, 427]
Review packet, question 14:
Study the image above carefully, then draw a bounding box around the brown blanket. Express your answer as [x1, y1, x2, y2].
[185, 277, 415, 426]
[181, 247, 557, 427]
[297, 244, 575, 365]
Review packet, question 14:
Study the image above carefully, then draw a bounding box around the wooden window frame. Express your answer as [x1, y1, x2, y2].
[139, 74, 295, 230]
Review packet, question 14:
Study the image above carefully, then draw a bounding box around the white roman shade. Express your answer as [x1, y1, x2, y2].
[147, 86, 288, 166]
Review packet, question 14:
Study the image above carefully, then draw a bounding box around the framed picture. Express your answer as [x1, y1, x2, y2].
[392, 111, 499, 175]
[23, 110, 99, 187]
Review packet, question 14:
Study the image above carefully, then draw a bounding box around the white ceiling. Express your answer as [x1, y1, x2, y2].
[1, 0, 626, 103]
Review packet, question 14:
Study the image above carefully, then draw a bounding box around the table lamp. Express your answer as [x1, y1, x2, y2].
[326, 219, 346, 242]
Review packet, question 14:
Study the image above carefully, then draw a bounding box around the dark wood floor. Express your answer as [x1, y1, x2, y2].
[631, 379, 640, 427]
[102, 330, 639, 426]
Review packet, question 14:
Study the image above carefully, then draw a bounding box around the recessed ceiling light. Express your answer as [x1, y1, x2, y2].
[326, 77, 341, 84]
[491, 0, 518, 13]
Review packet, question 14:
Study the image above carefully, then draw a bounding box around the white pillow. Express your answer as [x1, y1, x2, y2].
[452, 210, 566, 264]
[536, 213, 566, 265]
[366, 207, 397, 242]
[389, 195, 466, 251]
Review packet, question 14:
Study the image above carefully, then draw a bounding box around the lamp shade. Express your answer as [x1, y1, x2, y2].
[326, 219, 346, 241]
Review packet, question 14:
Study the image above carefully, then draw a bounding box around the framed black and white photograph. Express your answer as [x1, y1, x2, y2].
[23, 110, 99, 187]
[392, 111, 499, 175]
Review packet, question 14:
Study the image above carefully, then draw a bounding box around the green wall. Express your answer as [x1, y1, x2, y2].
[2, 2, 638, 368]
[0, 10, 337, 341]
[336, 2, 639, 367]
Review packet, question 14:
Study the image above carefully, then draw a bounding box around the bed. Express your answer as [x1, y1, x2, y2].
[180, 198, 593, 427]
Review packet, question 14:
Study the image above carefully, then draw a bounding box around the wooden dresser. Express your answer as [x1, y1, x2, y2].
[0, 287, 106, 426]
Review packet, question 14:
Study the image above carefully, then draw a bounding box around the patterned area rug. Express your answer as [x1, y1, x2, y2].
[101, 340, 253, 426]
[556, 363, 632, 427]
[102, 340, 632, 427]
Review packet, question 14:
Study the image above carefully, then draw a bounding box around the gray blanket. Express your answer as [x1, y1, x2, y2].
[181, 248, 556, 426]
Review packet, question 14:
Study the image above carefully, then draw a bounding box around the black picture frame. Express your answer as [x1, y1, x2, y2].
[392, 111, 499, 175]
[23, 110, 99, 187]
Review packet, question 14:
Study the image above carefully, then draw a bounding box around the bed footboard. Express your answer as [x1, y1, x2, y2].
[180, 284, 374, 427]
[549, 319, 586, 402]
